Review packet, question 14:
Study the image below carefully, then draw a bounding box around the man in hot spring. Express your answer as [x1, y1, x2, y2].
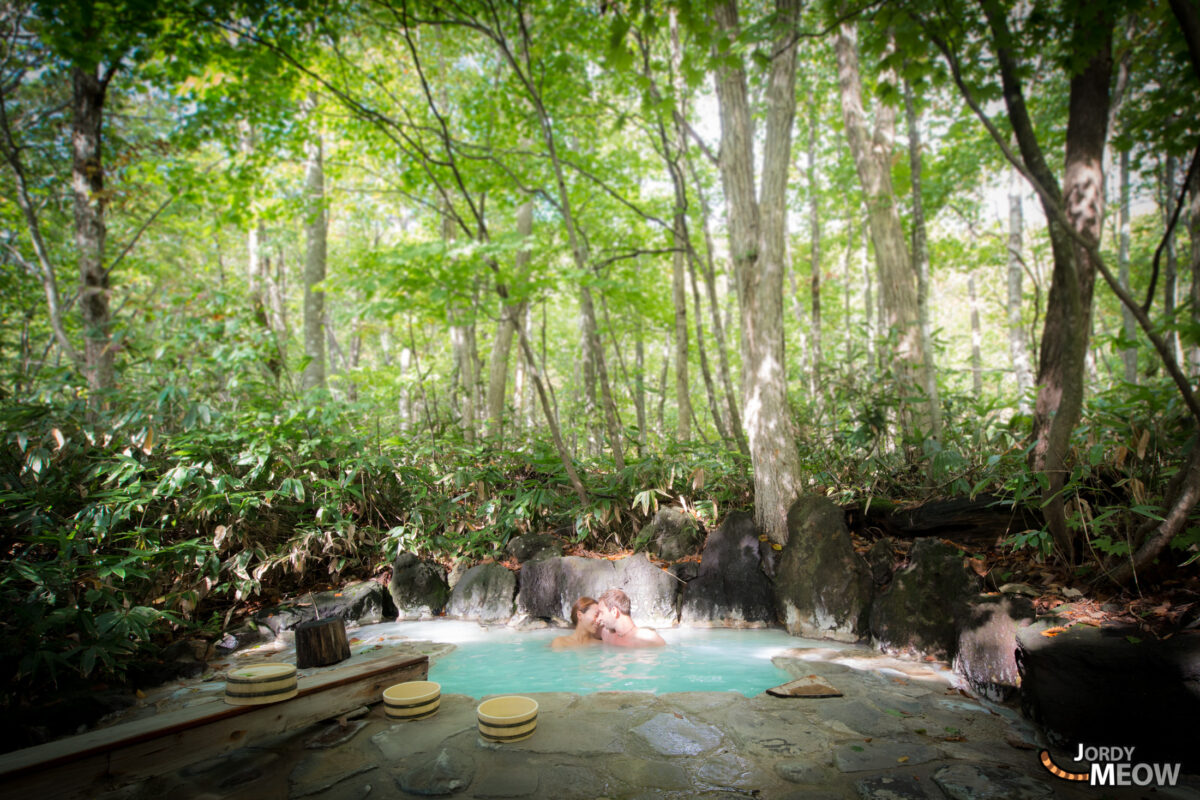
[596, 588, 666, 647]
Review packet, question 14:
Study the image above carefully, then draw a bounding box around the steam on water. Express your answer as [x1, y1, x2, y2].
[382, 621, 804, 697]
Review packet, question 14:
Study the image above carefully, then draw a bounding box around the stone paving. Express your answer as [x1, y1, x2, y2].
[99, 641, 1200, 800]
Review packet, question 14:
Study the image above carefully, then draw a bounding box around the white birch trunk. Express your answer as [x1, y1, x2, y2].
[301, 93, 327, 394]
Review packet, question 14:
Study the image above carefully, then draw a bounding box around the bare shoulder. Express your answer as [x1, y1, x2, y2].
[635, 627, 666, 646]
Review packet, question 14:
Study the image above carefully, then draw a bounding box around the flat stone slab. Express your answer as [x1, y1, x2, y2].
[819, 699, 909, 738]
[537, 763, 619, 799]
[932, 763, 1054, 800]
[468, 761, 540, 797]
[696, 750, 775, 790]
[289, 753, 376, 799]
[607, 755, 691, 790]
[659, 691, 743, 714]
[631, 712, 725, 756]
[776, 759, 835, 784]
[370, 695, 476, 760]
[834, 741, 940, 772]
[397, 747, 475, 796]
[304, 720, 369, 750]
[516, 707, 632, 755]
[855, 774, 932, 799]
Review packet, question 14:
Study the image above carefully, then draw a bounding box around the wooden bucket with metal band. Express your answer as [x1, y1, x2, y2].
[224, 664, 298, 706]
[476, 696, 538, 743]
[382, 680, 441, 721]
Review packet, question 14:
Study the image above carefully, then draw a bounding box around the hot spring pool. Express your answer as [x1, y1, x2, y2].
[378, 621, 804, 697]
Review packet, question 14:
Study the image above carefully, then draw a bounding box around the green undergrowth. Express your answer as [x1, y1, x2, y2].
[0, 388, 754, 700]
[1, 343, 1195, 711]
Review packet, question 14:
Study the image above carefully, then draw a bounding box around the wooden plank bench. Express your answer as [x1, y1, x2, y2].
[0, 652, 428, 798]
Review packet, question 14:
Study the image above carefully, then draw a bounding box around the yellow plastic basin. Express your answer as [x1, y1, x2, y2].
[383, 680, 441, 720]
[476, 695, 538, 743]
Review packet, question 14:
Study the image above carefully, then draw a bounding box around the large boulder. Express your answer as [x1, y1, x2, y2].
[254, 581, 395, 637]
[388, 552, 450, 619]
[445, 562, 516, 623]
[610, 552, 680, 626]
[773, 496, 872, 642]
[870, 538, 980, 659]
[953, 594, 1035, 702]
[513, 556, 569, 620]
[1016, 624, 1200, 771]
[680, 512, 774, 626]
[506, 534, 563, 563]
[640, 507, 705, 562]
[515, 553, 679, 627]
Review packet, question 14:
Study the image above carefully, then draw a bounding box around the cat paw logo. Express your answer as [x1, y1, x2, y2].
[1039, 746, 1182, 787]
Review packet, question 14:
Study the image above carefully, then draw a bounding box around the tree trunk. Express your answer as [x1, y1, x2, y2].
[969, 272, 983, 395]
[580, 287, 624, 469]
[1007, 166, 1034, 410]
[0, 73, 78, 368]
[834, 24, 929, 439]
[904, 79, 942, 442]
[501, 19, 625, 470]
[984, 0, 1114, 562]
[516, 317, 588, 504]
[269, 247, 288, 362]
[579, 302, 598, 454]
[513, 307, 530, 433]
[713, 0, 805, 544]
[670, 207, 692, 443]
[660, 11, 693, 444]
[807, 86, 823, 405]
[486, 198, 533, 440]
[686, 152, 748, 457]
[1189, 161, 1200, 377]
[1118, 149, 1138, 383]
[301, 93, 327, 394]
[656, 335, 670, 438]
[72, 65, 114, 400]
[842, 217, 855, 367]
[634, 331, 648, 452]
[687, 247, 728, 443]
[1163, 155, 1183, 364]
[862, 224, 875, 380]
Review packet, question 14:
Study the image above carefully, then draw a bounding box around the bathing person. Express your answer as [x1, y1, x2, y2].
[551, 596, 603, 649]
[597, 588, 666, 647]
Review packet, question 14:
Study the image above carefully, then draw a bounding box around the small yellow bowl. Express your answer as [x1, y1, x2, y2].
[383, 680, 441, 720]
[476, 695, 538, 743]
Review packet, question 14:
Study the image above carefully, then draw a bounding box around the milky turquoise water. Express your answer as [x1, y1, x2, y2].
[381, 621, 803, 697]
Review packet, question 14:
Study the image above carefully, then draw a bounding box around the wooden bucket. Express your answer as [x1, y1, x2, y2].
[224, 663, 298, 706]
[476, 696, 538, 743]
[382, 680, 440, 720]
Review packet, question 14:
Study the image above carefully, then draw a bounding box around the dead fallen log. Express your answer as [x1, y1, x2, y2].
[848, 494, 1042, 550]
[0, 652, 428, 799]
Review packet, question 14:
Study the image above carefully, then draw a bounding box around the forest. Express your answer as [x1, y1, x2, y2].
[1, 0, 1198, 705]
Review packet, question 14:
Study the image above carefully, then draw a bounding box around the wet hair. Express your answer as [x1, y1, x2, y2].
[598, 588, 631, 617]
[570, 596, 598, 626]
